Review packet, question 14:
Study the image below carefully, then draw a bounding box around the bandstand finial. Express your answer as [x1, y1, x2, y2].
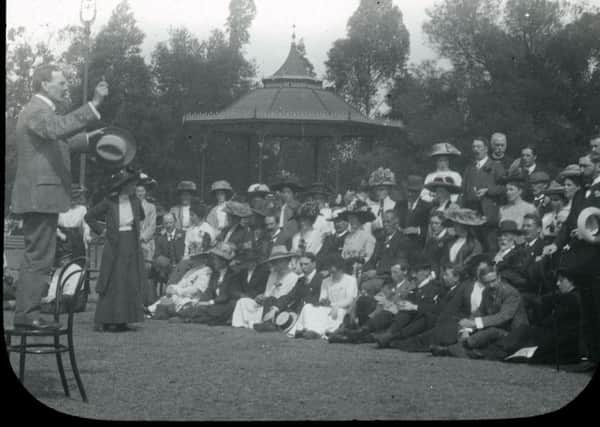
[292, 24, 296, 44]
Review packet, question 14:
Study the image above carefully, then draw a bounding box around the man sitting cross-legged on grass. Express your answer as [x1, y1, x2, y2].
[231, 246, 300, 329]
[147, 244, 213, 320]
[372, 263, 464, 348]
[430, 258, 529, 359]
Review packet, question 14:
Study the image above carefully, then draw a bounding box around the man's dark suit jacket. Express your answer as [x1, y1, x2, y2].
[154, 229, 186, 266]
[399, 198, 432, 247]
[495, 244, 533, 293]
[462, 158, 506, 225]
[475, 281, 529, 331]
[364, 229, 415, 275]
[284, 272, 324, 313]
[229, 263, 270, 300]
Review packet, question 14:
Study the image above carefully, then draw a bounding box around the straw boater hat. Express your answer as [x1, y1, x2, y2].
[335, 199, 376, 224]
[498, 220, 525, 235]
[274, 311, 298, 332]
[247, 183, 271, 198]
[261, 245, 298, 264]
[429, 142, 461, 158]
[576, 207, 600, 243]
[557, 165, 582, 183]
[209, 242, 236, 261]
[545, 181, 566, 196]
[176, 181, 197, 193]
[443, 206, 487, 226]
[368, 167, 397, 188]
[270, 170, 304, 193]
[424, 176, 462, 194]
[89, 126, 137, 169]
[223, 201, 253, 218]
[211, 180, 234, 195]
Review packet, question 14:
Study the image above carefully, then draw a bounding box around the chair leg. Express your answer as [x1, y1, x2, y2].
[54, 336, 70, 397]
[19, 336, 26, 382]
[67, 332, 87, 402]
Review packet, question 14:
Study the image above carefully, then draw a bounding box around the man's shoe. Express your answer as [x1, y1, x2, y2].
[294, 330, 305, 339]
[430, 344, 451, 357]
[14, 318, 60, 331]
[328, 333, 351, 344]
[168, 316, 188, 324]
[253, 322, 279, 332]
[466, 349, 485, 359]
[303, 330, 322, 340]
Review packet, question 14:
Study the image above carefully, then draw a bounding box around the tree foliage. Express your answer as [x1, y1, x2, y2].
[325, 0, 410, 116]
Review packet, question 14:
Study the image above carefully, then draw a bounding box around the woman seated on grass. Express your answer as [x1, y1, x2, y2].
[288, 254, 358, 339]
[148, 245, 213, 320]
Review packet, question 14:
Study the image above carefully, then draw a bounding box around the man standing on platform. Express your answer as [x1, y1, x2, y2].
[11, 64, 107, 330]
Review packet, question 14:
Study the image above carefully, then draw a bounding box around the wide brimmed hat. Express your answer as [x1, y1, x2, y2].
[429, 142, 461, 158]
[546, 181, 566, 196]
[529, 171, 550, 184]
[261, 245, 298, 264]
[406, 175, 425, 192]
[270, 171, 304, 193]
[557, 165, 582, 182]
[138, 172, 157, 189]
[89, 126, 137, 169]
[335, 200, 376, 224]
[327, 207, 348, 222]
[107, 167, 142, 193]
[274, 311, 298, 332]
[224, 201, 253, 218]
[247, 183, 271, 197]
[211, 180, 233, 194]
[368, 167, 397, 188]
[291, 201, 321, 222]
[177, 181, 197, 193]
[499, 172, 527, 186]
[304, 182, 333, 197]
[576, 207, 600, 243]
[209, 242, 236, 261]
[424, 176, 461, 194]
[499, 220, 524, 235]
[443, 206, 487, 226]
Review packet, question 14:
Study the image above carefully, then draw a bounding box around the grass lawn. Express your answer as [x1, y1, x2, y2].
[3, 296, 594, 421]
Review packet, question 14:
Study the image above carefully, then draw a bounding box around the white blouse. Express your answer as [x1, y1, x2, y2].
[341, 227, 376, 263]
[449, 237, 467, 263]
[319, 273, 358, 310]
[58, 205, 91, 243]
[264, 271, 300, 299]
[118, 195, 134, 231]
[291, 228, 323, 256]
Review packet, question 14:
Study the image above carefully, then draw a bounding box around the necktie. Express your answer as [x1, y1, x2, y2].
[379, 200, 384, 219]
[299, 237, 307, 255]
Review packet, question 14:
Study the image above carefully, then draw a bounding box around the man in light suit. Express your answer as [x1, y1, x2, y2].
[11, 64, 107, 330]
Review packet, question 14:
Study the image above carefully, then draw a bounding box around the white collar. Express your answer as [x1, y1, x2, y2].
[35, 94, 56, 111]
[476, 157, 489, 168]
[305, 269, 316, 283]
[593, 176, 600, 186]
[474, 281, 485, 290]
[526, 164, 536, 174]
[528, 238, 538, 247]
[417, 272, 436, 288]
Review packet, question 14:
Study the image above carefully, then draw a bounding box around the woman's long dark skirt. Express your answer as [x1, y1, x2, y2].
[94, 231, 145, 325]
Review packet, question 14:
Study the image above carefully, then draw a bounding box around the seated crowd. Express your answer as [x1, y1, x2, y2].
[6, 133, 597, 373]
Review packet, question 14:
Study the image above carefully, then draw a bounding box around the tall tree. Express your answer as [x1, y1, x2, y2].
[226, 0, 256, 52]
[325, 0, 410, 116]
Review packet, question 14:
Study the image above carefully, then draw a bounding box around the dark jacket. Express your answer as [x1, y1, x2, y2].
[364, 229, 415, 275]
[285, 272, 324, 313]
[475, 281, 529, 331]
[205, 268, 238, 305]
[229, 263, 270, 300]
[11, 96, 97, 214]
[462, 158, 506, 225]
[401, 198, 433, 246]
[84, 195, 146, 295]
[274, 201, 300, 249]
[440, 236, 483, 271]
[154, 228, 186, 266]
[495, 244, 533, 292]
[422, 230, 454, 272]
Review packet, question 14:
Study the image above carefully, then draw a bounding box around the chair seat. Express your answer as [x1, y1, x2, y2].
[7, 342, 70, 355]
[5, 325, 68, 336]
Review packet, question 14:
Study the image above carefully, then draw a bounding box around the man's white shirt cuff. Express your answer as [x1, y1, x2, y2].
[474, 317, 484, 329]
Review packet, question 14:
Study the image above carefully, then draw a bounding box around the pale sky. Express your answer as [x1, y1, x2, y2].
[6, 0, 443, 78]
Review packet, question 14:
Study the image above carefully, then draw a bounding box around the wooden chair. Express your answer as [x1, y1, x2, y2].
[5, 257, 90, 402]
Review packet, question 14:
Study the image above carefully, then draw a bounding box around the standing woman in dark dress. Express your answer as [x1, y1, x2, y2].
[85, 168, 147, 332]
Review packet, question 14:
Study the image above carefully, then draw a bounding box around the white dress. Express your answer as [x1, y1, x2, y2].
[148, 266, 212, 312]
[231, 270, 300, 329]
[287, 273, 358, 337]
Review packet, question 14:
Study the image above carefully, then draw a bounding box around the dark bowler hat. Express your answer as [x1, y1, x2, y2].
[498, 220, 524, 235]
[499, 172, 526, 186]
[270, 170, 304, 193]
[406, 175, 425, 192]
[177, 181, 197, 193]
[89, 126, 137, 169]
[529, 171, 550, 184]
